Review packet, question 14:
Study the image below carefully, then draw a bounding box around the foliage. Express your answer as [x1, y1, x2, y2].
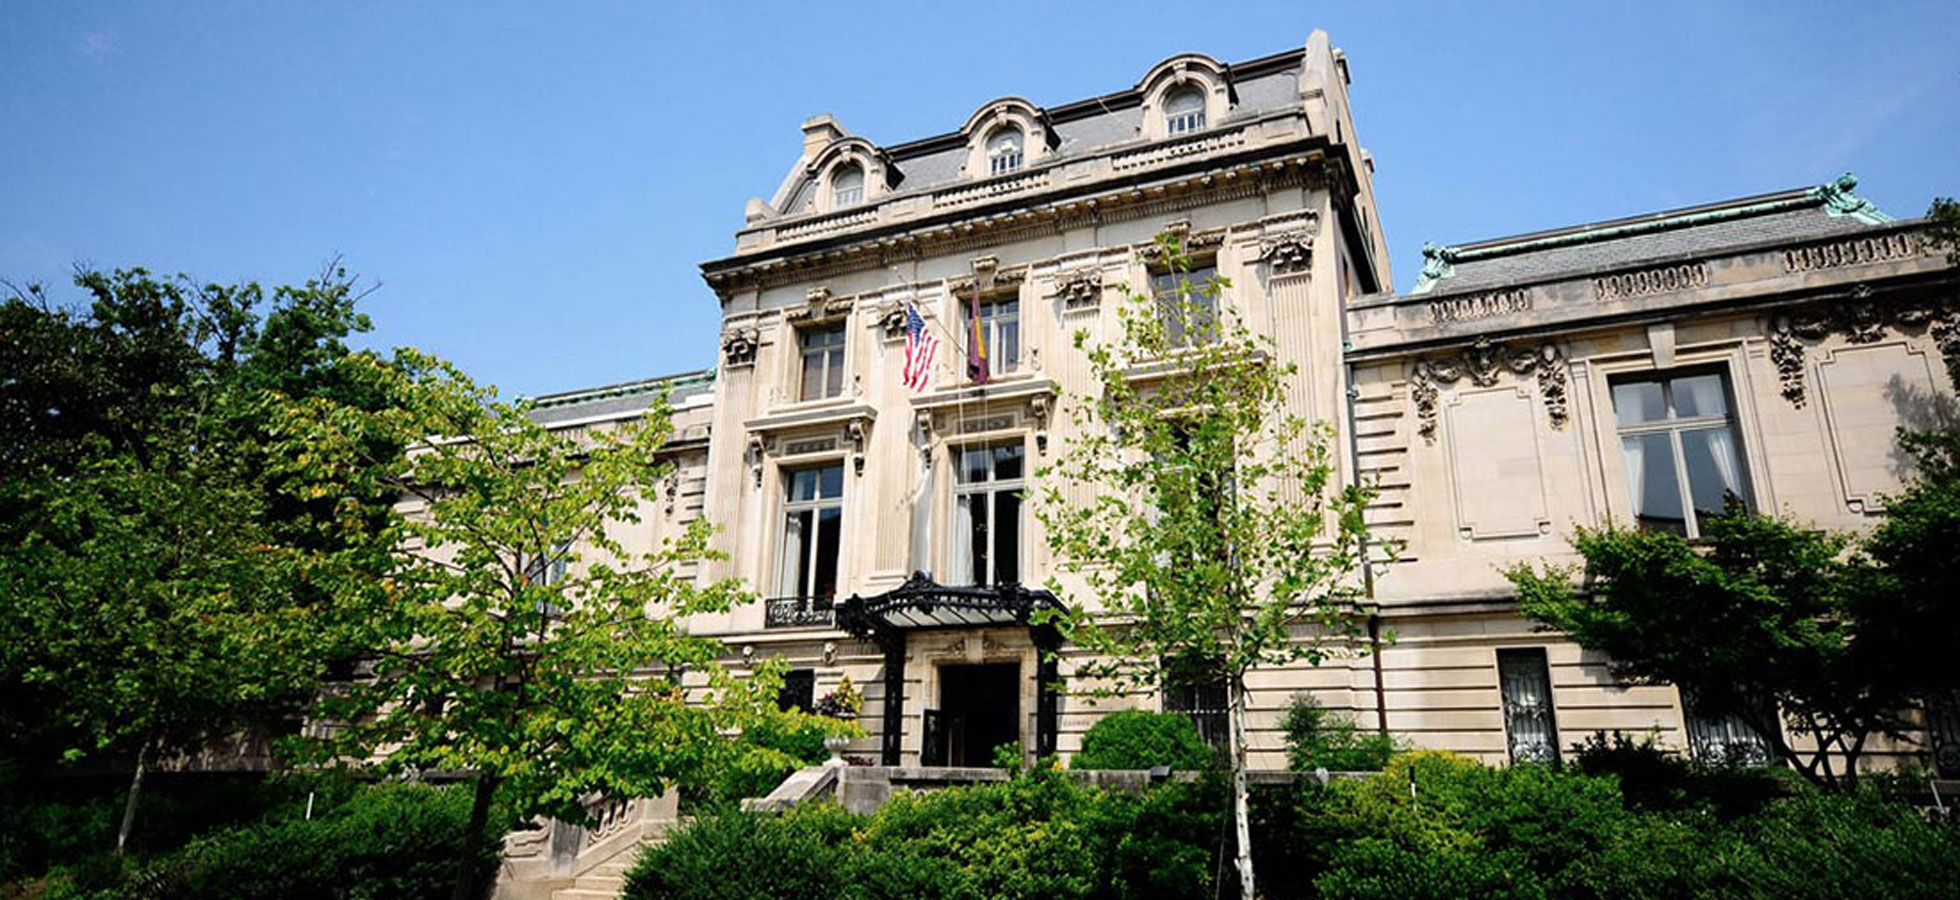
[1034, 232, 1377, 898]
[1566, 731, 1783, 817]
[813, 676, 865, 718]
[37, 782, 499, 900]
[1280, 695, 1396, 773]
[0, 265, 392, 852]
[688, 712, 850, 811]
[275, 347, 784, 896]
[625, 766, 1226, 900]
[0, 772, 312, 885]
[1927, 196, 1960, 268]
[1505, 508, 1916, 788]
[1071, 710, 1216, 772]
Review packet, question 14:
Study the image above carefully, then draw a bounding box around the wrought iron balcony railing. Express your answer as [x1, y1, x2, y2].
[765, 596, 835, 629]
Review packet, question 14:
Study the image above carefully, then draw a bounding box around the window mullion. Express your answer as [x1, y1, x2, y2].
[1669, 428, 1696, 538]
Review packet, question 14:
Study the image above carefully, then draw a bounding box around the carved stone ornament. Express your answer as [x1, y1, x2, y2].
[721, 328, 758, 368]
[661, 470, 680, 517]
[1054, 268, 1103, 311]
[784, 286, 854, 324]
[746, 434, 766, 489]
[1410, 337, 1569, 442]
[880, 305, 909, 341]
[1768, 290, 1960, 408]
[1029, 395, 1050, 454]
[847, 419, 868, 477]
[1258, 215, 1319, 276]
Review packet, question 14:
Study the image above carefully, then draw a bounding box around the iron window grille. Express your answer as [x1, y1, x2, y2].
[1497, 647, 1560, 765]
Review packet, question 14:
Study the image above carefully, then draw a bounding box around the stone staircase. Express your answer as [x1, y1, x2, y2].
[494, 794, 678, 900]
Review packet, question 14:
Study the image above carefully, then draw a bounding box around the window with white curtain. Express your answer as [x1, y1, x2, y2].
[778, 464, 844, 605]
[1164, 85, 1206, 135]
[986, 127, 1024, 176]
[831, 164, 864, 208]
[1150, 263, 1220, 348]
[1610, 369, 1750, 539]
[976, 297, 1019, 376]
[950, 442, 1024, 586]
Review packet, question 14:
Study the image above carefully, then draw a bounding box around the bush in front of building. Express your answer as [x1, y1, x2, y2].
[38, 782, 500, 900]
[1069, 710, 1216, 772]
[1279, 695, 1397, 773]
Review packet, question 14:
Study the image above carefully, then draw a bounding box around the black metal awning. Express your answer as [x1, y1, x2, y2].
[835, 571, 1063, 641]
[837, 571, 1066, 764]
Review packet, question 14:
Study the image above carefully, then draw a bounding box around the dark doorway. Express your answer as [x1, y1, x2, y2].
[925, 662, 1021, 767]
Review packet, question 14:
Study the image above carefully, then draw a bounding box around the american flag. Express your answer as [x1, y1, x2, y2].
[902, 303, 940, 391]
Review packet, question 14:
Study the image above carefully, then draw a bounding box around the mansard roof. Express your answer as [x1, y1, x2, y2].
[770, 47, 1312, 218]
[1409, 174, 1894, 297]
[525, 368, 715, 428]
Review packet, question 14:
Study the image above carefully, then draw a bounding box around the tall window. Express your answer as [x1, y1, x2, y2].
[1611, 369, 1750, 538]
[1498, 647, 1560, 765]
[1150, 263, 1220, 348]
[831, 164, 864, 208]
[777, 669, 816, 713]
[799, 323, 847, 401]
[976, 297, 1020, 377]
[1164, 86, 1206, 135]
[1164, 660, 1229, 751]
[951, 442, 1024, 586]
[778, 464, 844, 607]
[986, 127, 1024, 176]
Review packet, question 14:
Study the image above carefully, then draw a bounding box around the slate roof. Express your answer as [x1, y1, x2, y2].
[779, 50, 1309, 215]
[1409, 176, 1894, 298]
[525, 369, 715, 427]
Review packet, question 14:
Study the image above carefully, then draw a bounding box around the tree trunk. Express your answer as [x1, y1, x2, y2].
[450, 771, 500, 900]
[114, 739, 151, 856]
[1227, 677, 1256, 900]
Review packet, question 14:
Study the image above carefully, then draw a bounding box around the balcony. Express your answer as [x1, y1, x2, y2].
[765, 596, 835, 629]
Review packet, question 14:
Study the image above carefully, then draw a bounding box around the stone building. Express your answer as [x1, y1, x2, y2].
[527, 29, 1956, 772]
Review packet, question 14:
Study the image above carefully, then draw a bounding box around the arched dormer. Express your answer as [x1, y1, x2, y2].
[1137, 54, 1235, 141]
[806, 137, 898, 213]
[959, 98, 1054, 179]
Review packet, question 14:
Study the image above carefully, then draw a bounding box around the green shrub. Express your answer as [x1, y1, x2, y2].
[173, 782, 494, 900]
[686, 715, 839, 811]
[1280, 695, 1395, 772]
[1071, 710, 1214, 772]
[624, 803, 861, 900]
[1569, 730, 1783, 818]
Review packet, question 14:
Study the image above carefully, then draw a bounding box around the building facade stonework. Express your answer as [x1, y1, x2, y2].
[526, 31, 1956, 773]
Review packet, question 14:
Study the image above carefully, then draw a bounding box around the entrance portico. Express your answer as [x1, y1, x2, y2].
[835, 572, 1063, 765]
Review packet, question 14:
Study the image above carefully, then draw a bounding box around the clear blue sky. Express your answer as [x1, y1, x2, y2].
[4, 1, 1955, 398]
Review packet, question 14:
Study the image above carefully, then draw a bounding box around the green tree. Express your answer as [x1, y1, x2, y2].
[0, 265, 386, 853]
[1505, 511, 1915, 788]
[1034, 234, 1377, 899]
[277, 349, 792, 900]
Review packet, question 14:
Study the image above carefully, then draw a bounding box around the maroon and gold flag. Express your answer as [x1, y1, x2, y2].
[965, 281, 990, 385]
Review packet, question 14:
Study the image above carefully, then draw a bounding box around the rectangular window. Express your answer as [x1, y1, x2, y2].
[989, 150, 1022, 176]
[799, 324, 847, 401]
[1497, 647, 1560, 765]
[1682, 690, 1772, 766]
[777, 669, 816, 713]
[950, 442, 1024, 586]
[1150, 264, 1220, 348]
[1610, 369, 1750, 538]
[777, 464, 844, 610]
[976, 297, 1020, 377]
[1164, 664, 1229, 751]
[1166, 110, 1205, 135]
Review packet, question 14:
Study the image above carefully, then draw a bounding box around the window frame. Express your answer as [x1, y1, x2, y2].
[1163, 85, 1207, 135]
[949, 439, 1027, 587]
[1497, 646, 1561, 766]
[1149, 260, 1222, 349]
[797, 322, 849, 402]
[1608, 366, 1753, 540]
[975, 295, 1020, 377]
[830, 164, 865, 209]
[986, 127, 1024, 176]
[776, 462, 845, 609]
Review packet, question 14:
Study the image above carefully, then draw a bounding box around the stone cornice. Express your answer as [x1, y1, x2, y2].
[1345, 220, 1951, 362]
[702, 129, 1349, 296]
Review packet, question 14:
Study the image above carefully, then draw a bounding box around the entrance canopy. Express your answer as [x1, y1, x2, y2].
[836, 571, 1064, 639]
[837, 571, 1065, 764]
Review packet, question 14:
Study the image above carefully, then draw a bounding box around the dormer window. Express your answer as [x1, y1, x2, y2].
[986, 127, 1024, 176]
[1165, 86, 1206, 135]
[830, 164, 864, 209]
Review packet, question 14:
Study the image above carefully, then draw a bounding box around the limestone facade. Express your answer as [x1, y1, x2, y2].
[525, 30, 1957, 772]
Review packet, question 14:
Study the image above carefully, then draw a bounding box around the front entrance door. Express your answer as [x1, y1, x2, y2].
[926, 663, 1020, 767]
